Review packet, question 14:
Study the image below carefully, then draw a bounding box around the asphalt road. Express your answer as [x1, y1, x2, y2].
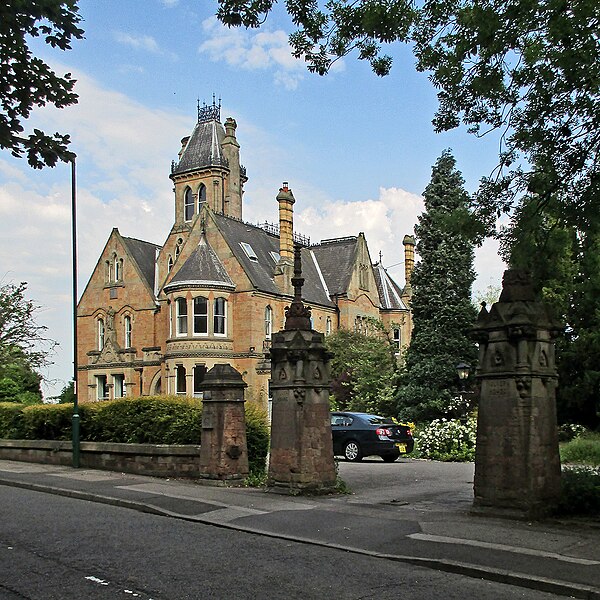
[0, 486, 564, 600]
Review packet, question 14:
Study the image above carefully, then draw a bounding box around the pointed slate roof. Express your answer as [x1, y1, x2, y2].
[163, 235, 235, 292]
[121, 236, 160, 294]
[171, 117, 228, 176]
[212, 213, 334, 307]
[310, 237, 359, 296]
[373, 262, 408, 310]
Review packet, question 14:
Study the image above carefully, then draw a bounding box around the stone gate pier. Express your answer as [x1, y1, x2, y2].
[267, 245, 337, 493]
[198, 363, 249, 483]
[472, 270, 562, 518]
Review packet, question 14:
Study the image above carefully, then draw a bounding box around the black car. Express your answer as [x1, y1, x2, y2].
[330, 412, 414, 462]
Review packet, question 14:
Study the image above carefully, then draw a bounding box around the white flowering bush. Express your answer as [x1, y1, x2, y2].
[413, 416, 477, 462]
[557, 423, 588, 442]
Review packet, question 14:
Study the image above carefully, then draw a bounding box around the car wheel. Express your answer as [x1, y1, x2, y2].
[344, 440, 362, 462]
[382, 453, 399, 463]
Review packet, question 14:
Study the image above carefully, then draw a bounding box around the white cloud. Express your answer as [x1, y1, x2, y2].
[113, 31, 177, 60]
[199, 17, 306, 89]
[0, 66, 191, 396]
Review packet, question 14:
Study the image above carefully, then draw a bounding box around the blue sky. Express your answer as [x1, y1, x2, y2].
[0, 0, 505, 397]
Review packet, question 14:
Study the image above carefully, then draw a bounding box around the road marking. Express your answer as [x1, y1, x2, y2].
[408, 533, 600, 565]
[85, 575, 110, 585]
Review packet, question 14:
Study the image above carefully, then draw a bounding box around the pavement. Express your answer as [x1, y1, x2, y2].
[0, 458, 599, 599]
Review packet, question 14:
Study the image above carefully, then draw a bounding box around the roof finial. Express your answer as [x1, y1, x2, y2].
[198, 94, 221, 123]
[379, 250, 383, 265]
[284, 243, 312, 330]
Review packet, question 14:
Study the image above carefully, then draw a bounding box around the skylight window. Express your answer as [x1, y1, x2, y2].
[269, 251, 280, 263]
[240, 242, 258, 262]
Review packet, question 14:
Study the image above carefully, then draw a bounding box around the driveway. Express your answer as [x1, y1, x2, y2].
[337, 458, 475, 510]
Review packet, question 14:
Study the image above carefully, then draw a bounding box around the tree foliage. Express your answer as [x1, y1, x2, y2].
[0, 0, 84, 168]
[0, 282, 57, 381]
[396, 151, 478, 422]
[0, 345, 42, 403]
[503, 200, 600, 429]
[325, 320, 398, 416]
[216, 0, 600, 230]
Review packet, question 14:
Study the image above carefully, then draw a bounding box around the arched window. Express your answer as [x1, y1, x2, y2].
[214, 297, 227, 336]
[98, 318, 105, 351]
[198, 183, 206, 208]
[124, 315, 132, 348]
[184, 187, 194, 221]
[264, 305, 273, 339]
[326, 316, 332, 336]
[176, 365, 186, 395]
[193, 296, 208, 335]
[175, 238, 182, 259]
[167, 255, 173, 272]
[176, 297, 188, 335]
[114, 257, 122, 281]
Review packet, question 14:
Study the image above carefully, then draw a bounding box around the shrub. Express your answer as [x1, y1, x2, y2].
[83, 396, 202, 444]
[21, 404, 73, 440]
[413, 417, 477, 462]
[560, 432, 600, 466]
[245, 402, 270, 473]
[0, 402, 25, 438]
[558, 423, 588, 443]
[556, 466, 600, 517]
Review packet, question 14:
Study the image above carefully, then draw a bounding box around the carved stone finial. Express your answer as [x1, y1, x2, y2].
[499, 269, 536, 302]
[285, 243, 312, 330]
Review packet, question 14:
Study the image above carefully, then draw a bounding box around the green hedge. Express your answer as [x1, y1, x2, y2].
[0, 396, 269, 472]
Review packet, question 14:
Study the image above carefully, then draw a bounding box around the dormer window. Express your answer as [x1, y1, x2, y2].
[240, 242, 258, 261]
[269, 251, 280, 263]
[184, 187, 194, 221]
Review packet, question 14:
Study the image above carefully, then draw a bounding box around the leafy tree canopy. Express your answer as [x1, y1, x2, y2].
[0, 0, 84, 168]
[325, 320, 399, 417]
[503, 197, 600, 429]
[216, 0, 600, 231]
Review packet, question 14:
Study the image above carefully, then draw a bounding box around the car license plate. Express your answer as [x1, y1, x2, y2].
[396, 443, 407, 452]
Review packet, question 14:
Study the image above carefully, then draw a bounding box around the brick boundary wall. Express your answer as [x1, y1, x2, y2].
[0, 440, 201, 478]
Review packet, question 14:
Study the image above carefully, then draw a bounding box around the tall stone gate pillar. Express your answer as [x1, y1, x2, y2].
[198, 364, 249, 483]
[267, 245, 337, 493]
[472, 270, 562, 518]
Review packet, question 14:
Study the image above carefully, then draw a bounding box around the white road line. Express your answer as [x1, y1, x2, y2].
[408, 533, 600, 565]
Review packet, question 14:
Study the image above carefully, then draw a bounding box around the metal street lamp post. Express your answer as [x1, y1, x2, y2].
[456, 362, 470, 392]
[71, 158, 80, 468]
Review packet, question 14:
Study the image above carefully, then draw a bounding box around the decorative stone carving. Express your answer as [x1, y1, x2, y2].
[267, 244, 336, 493]
[471, 269, 563, 518]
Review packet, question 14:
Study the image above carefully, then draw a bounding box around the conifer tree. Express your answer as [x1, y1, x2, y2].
[397, 150, 478, 422]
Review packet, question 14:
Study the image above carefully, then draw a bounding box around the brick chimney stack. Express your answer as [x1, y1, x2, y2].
[277, 182, 295, 261]
[403, 234, 415, 286]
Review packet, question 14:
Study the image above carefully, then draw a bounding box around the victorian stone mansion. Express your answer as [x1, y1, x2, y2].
[77, 101, 414, 407]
